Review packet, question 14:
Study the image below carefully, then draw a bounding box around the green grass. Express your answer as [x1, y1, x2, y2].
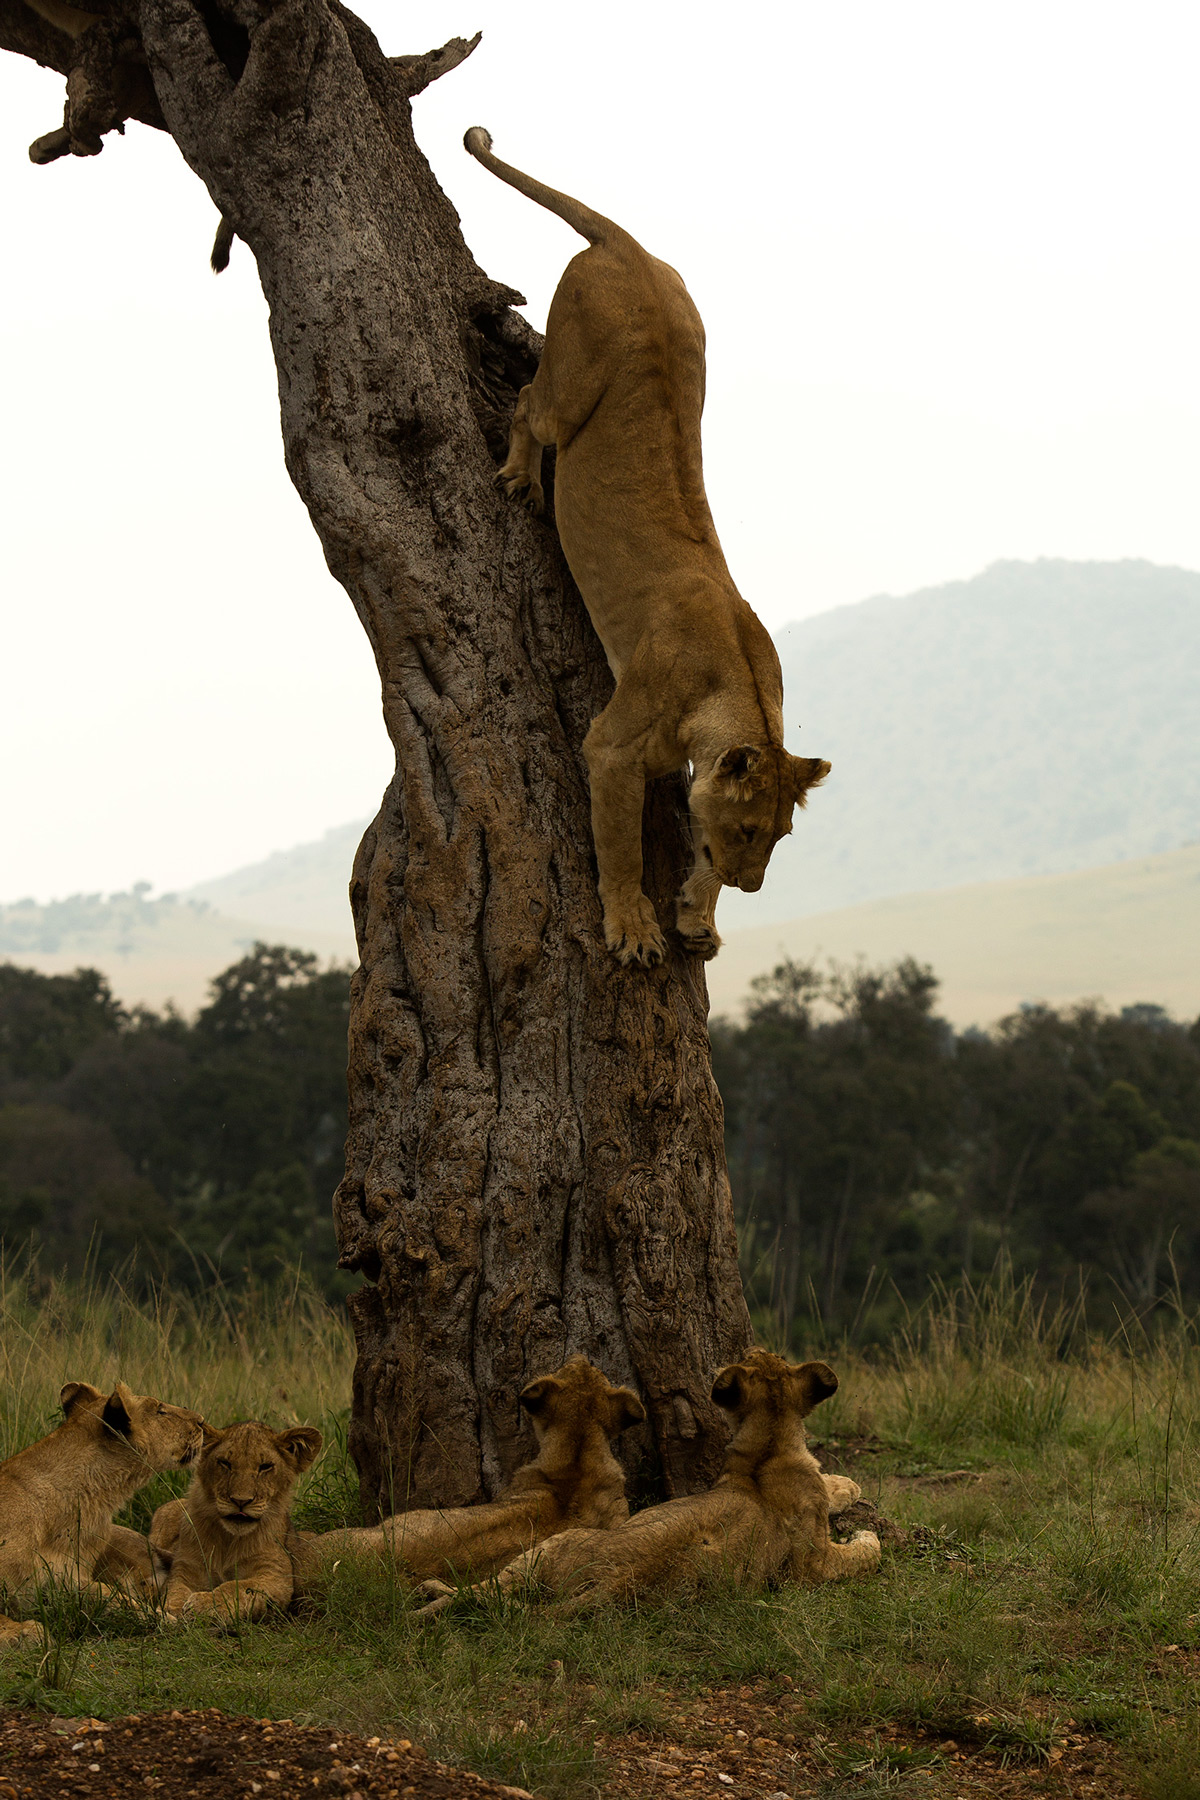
[2, 1263, 1200, 1794]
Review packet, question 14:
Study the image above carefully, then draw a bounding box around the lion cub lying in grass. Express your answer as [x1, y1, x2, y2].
[292, 1354, 644, 1597]
[418, 1350, 879, 1617]
[466, 129, 831, 967]
[150, 1421, 322, 1626]
[0, 1381, 205, 1647]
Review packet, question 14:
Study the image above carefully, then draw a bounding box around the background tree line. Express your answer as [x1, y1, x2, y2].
[713, 960, 1200, 1340]
[0, 946, 351, 1294]
[1, 948, 1198, 1329]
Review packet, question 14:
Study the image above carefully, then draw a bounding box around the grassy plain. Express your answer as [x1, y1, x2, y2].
[1, 1267, 1198, 1799]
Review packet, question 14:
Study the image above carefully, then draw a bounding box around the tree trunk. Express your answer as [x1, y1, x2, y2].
[3, 0, 752, 1511]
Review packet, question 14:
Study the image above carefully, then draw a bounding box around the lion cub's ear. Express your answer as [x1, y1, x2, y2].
[60, 1381, 106, 1419]
[606, 1386, 646, 1434]
[276, 1426, 323, 1472]
[788, 754, 831, 806]
[796, 1360, 838, 1413]
[710, 1364, 748, 1410]
[715, 745, 764, 794]
[101, 1385, 135, 1439]
[519, 1374, 564, 1415]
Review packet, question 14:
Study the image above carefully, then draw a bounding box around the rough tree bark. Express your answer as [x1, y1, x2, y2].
[3, 0, 753, 1511]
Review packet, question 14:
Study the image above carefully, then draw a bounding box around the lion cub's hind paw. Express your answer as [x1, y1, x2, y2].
[496, 468, 545, 515]
[414, 1578, 455, 1603]
[675, 918, 721, 960]
[412, 1578, 458, 1622]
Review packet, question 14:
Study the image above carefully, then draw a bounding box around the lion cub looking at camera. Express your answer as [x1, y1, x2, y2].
[150, 1421, 322, 1625]
[466, 129, 830, 967]
[293, 1354, 644, 1596]
[0, 1381, 205, 1647]
[419, 1349, 879, 1617]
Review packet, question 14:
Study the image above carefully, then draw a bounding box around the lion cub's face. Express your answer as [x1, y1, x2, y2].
[62, 1380, 207, 1470]
[690, 748, 831, 893]
[195, 1421, 323, 1536]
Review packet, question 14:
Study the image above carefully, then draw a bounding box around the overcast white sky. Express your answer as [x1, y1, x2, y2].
[2, 0, 1198, 901]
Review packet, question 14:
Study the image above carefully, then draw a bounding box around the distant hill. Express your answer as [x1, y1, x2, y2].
[186, 559, 1200, 938]
[4, 559, 1195, 1019]
[708, 842, 1200, 1027]
[0, 888, 352, 1014]
[718, 557, 1200, 928]
[186, 820, 367, 938]
[5, 845, 1195, 1028]
[712, 557, 1200, 929]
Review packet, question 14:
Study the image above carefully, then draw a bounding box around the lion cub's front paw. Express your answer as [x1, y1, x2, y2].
[674, 901, 722, 960]
[496, 468, 544, 515]
[604, 897, 666, 968]
[823, 1475, 862, 1515]
[177, 1590, 214, 1622]
[0, 1619, 46, 1651]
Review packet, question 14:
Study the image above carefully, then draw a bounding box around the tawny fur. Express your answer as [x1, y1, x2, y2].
[0, 1381, 205, 1647]
[418, 1350, 879, 1617]
[465, 128, 830, 967]
[292, 1355, 645, 1596]
[149, 1420, 322, 1627]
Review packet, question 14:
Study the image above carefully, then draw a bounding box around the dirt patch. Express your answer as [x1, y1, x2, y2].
[806, 1436, 890, 1475]
[0, 1709, 532, 1799]
[830, 1497, 913, 1550]
[595, 1684, 1139, 1799]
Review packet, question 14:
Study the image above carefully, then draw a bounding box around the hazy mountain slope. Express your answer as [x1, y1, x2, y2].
[186, 820, 367, 936]
[170, 560, 1197, 939]
[0, 888, 352, 1014]
[707, 843, 1200, 1028]
[717, 557, 1200, 929]
[6, 846, 1194, 1027]
[6, 558, 1193, 1020]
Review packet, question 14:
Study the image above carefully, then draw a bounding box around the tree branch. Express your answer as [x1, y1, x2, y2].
[0, 0, 166, 163]
[389, 30, 480, 99]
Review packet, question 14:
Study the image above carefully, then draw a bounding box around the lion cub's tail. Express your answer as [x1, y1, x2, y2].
[464, 127, 628, 248]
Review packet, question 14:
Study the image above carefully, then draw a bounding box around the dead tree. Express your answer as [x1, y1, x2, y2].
[2, 0, 752, 1512]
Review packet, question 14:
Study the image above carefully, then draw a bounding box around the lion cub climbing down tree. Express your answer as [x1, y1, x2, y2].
[292, 1354, 644, 1595]
[0, 1381, 205, 1648]
[418, 1350, 879, 1616]
[465, 128, 830, 967]
[150, 1421, 322, 1626]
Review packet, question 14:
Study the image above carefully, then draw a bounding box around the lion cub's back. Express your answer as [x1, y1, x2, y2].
[544, 240, 706, 430]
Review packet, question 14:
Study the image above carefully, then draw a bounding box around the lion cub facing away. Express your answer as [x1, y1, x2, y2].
[466, 128, 831, 968]
[419, 1350, 879, 1617]
[150, 1421, 322, 1625]
[0, 1381, 206, 1647]
[292, 1354, 645, 1596]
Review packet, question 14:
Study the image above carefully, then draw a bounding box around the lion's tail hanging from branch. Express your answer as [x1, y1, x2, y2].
[211, 215, 235, 272]
[463, 127, 631, 250]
